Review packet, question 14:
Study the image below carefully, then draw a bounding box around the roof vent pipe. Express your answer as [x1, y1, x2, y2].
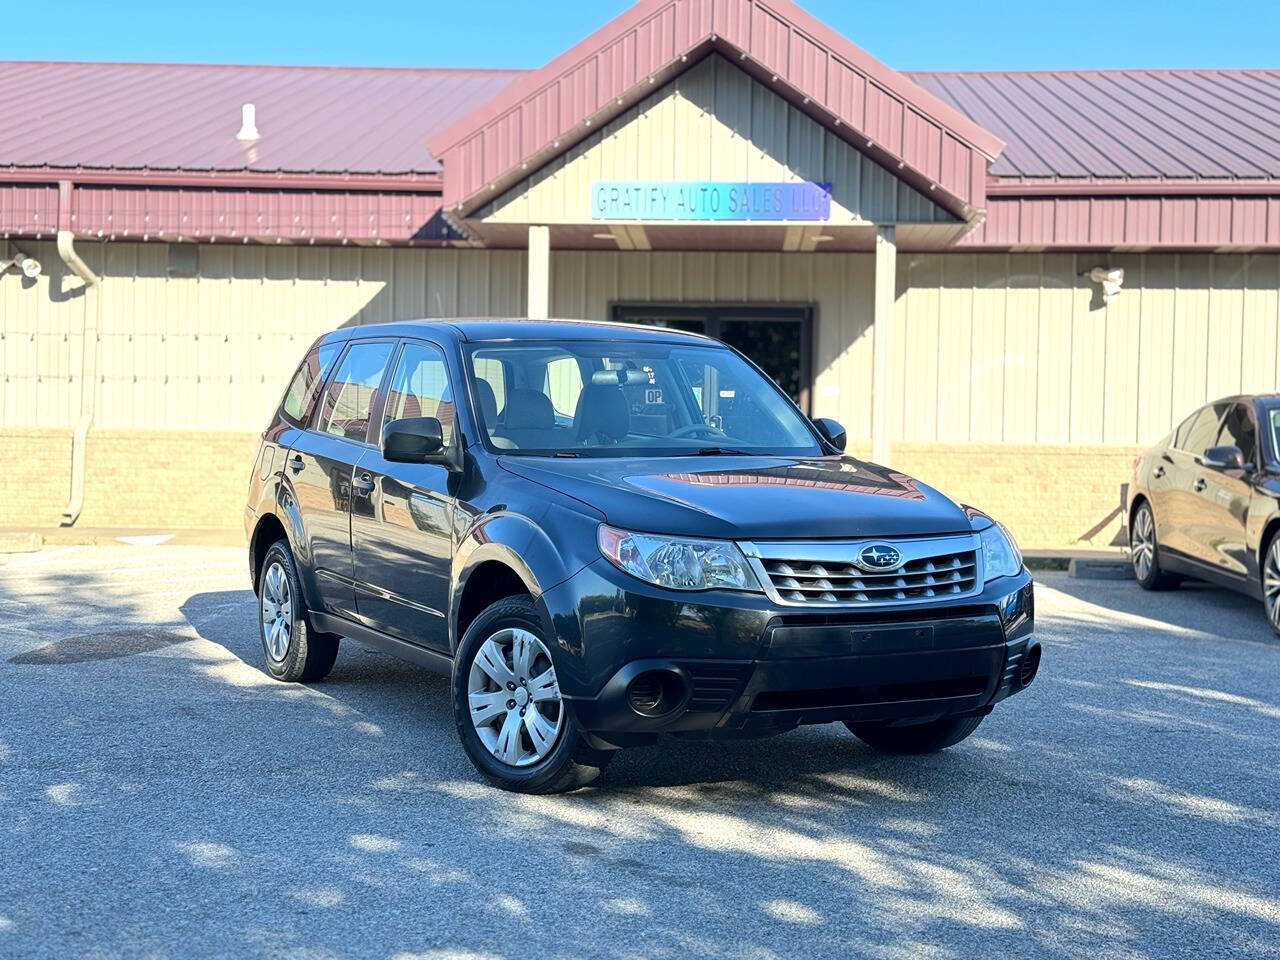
[236, 103, 259, 141]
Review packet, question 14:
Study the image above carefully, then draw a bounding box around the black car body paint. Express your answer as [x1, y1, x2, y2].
[246, 319, 1039, 765]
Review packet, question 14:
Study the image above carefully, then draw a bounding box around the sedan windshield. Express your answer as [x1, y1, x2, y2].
[465, 339, 822, 457]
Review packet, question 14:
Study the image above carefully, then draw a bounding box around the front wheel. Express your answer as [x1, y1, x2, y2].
[451, 596, 612, 793]
[1262, 534, 1280, 637]
[1130, 500, 1179, 590]
[846, 715, 983, 754]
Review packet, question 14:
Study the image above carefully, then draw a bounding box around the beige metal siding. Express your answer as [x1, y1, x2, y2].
[895, 252, 1280, 445]
[476, 55, 956, 228]
[5, 241, 1279, 449]
[0, 239, 92, 428]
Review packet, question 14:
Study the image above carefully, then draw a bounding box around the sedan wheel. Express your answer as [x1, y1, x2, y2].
[1264, 538, 1280, 634]
[1130, 502, 1177, 590]
[467, 627, 564, 767]
[1130, 504, 1156, 582]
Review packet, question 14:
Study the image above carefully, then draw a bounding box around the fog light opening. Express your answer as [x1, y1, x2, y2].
[626, 669, 689, 718]
[1019, 642, 1042, 688]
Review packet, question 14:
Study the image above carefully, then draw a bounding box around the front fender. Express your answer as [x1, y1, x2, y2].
[450, 502, 601, 651]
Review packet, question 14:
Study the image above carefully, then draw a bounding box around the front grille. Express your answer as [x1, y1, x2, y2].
[742, 535, 982, 607]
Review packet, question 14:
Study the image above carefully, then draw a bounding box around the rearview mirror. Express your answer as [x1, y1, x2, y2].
[1199, 444, 1246, 471]
[382, 417, 451, 466]
[812, 417, 847, 452]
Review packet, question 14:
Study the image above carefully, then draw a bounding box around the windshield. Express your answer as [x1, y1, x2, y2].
[465, 339, 823, 458]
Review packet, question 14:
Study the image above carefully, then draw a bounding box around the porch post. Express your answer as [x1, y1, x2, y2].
[871, 225, 896, 466]
[527, 225, 550, 320]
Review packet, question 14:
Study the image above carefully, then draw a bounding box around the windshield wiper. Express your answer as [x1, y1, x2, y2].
[553, 451, 581, 458]
[694, 446, 755, 456]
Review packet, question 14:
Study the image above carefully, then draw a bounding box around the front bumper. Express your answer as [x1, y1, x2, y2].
[540, 558, 1037, 742]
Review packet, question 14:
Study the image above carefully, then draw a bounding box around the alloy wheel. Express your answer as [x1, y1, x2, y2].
[467, 628, 564, 767]
[260, 561, 293, 662]
[1264, 540, 1280, 630]
[1131, 505, 1156, 581]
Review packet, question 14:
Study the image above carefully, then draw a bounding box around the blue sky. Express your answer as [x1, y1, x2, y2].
[7, 1, 1280, 70]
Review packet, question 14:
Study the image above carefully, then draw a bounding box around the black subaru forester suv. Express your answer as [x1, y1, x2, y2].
[245, 319, 1038, 793]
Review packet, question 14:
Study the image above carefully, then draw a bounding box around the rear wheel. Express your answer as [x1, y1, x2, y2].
[451, 595, 612, 793]
[257, 539, 340, 683]
[1130, 500, 1179, 590]
[846, 715, 983, 754]
[1262, 534, 1280, 637]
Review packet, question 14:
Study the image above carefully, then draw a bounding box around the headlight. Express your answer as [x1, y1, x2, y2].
[979, 522, 1023, 581]
[598, 525, 761, 592]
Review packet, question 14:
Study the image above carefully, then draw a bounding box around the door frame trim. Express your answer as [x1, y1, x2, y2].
[609, 302, 815, 414]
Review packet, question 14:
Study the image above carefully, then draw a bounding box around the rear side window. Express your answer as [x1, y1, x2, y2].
[472, 357, 507, 415]
[383, 342, 455, 446]
[1218, 402, 1258, 464]
[544, 355, 584, 417]
[315, 340, 395, 443]
[280, 341, 340, 426]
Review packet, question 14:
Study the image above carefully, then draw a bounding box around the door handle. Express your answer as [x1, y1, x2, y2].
[353, 473, 376, 495]
[1193, 477, 1207, 492]
[1152, 466, 1165, 479]
[287, 454, 304, 474]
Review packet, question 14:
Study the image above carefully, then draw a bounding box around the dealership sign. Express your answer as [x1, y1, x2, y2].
[591, 180, 832, 221]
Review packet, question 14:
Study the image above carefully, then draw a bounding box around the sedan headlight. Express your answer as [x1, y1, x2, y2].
[979, 522, 1023, 581]
[598, 525, 761, 592]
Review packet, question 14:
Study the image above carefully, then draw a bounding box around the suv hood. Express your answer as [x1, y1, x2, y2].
[498, 454, 972, 541]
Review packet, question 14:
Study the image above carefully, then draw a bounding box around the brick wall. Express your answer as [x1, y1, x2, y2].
[78, 430, 261, 529]
[0, 428, 73, 528]
[4, 429, 1134, 549]
[889, 443, 1139, 549]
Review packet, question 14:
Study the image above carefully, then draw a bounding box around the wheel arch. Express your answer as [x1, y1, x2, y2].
[249, 512, 289, 587]
[451, 513, 575, 654]
[1260, 515, 1280, 570]
[1128, 492, 1151, 531]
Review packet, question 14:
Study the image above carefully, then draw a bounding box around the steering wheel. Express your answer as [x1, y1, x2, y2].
[669, 423, 730, 440]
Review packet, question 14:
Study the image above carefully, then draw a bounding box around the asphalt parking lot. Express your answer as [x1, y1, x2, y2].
[1, 545, 1277, 960]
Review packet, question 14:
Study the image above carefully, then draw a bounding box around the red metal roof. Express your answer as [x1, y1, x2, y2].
[911, 69, 1280, 180]
[0, 61, 520, 175]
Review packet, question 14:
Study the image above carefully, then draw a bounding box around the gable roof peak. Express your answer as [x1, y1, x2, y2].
[428, 0, 1003, 215]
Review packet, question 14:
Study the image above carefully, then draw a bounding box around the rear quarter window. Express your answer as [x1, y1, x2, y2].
[280, 340, 341, 426]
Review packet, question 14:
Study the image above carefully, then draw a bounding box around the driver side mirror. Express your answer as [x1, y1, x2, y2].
[382, 417, 459, 470]
[813, 417, 847, 453]
[1199, 444, 1247, 472]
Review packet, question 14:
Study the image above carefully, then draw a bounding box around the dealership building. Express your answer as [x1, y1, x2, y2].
[4, 0, 1280, 546]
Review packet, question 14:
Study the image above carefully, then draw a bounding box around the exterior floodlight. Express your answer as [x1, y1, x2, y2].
[1086, 266, 1124, 303]
[2, 254, 41, 279]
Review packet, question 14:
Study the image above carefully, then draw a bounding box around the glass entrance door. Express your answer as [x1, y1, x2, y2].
[612, 305, 813, 413]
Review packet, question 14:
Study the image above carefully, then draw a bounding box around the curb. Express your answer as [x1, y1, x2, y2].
[0, 532, 43, 554]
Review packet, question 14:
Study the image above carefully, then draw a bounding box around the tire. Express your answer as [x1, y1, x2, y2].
[846, 715, 984, 754]
[257, 539, 340, 683]
[1129, 500, 1180, 591]
[1262, 532, 1280, 638]
[451, 595, 612, 794]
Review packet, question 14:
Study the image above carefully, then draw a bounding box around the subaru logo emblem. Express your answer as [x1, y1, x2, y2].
[855, 543, 901, 572]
